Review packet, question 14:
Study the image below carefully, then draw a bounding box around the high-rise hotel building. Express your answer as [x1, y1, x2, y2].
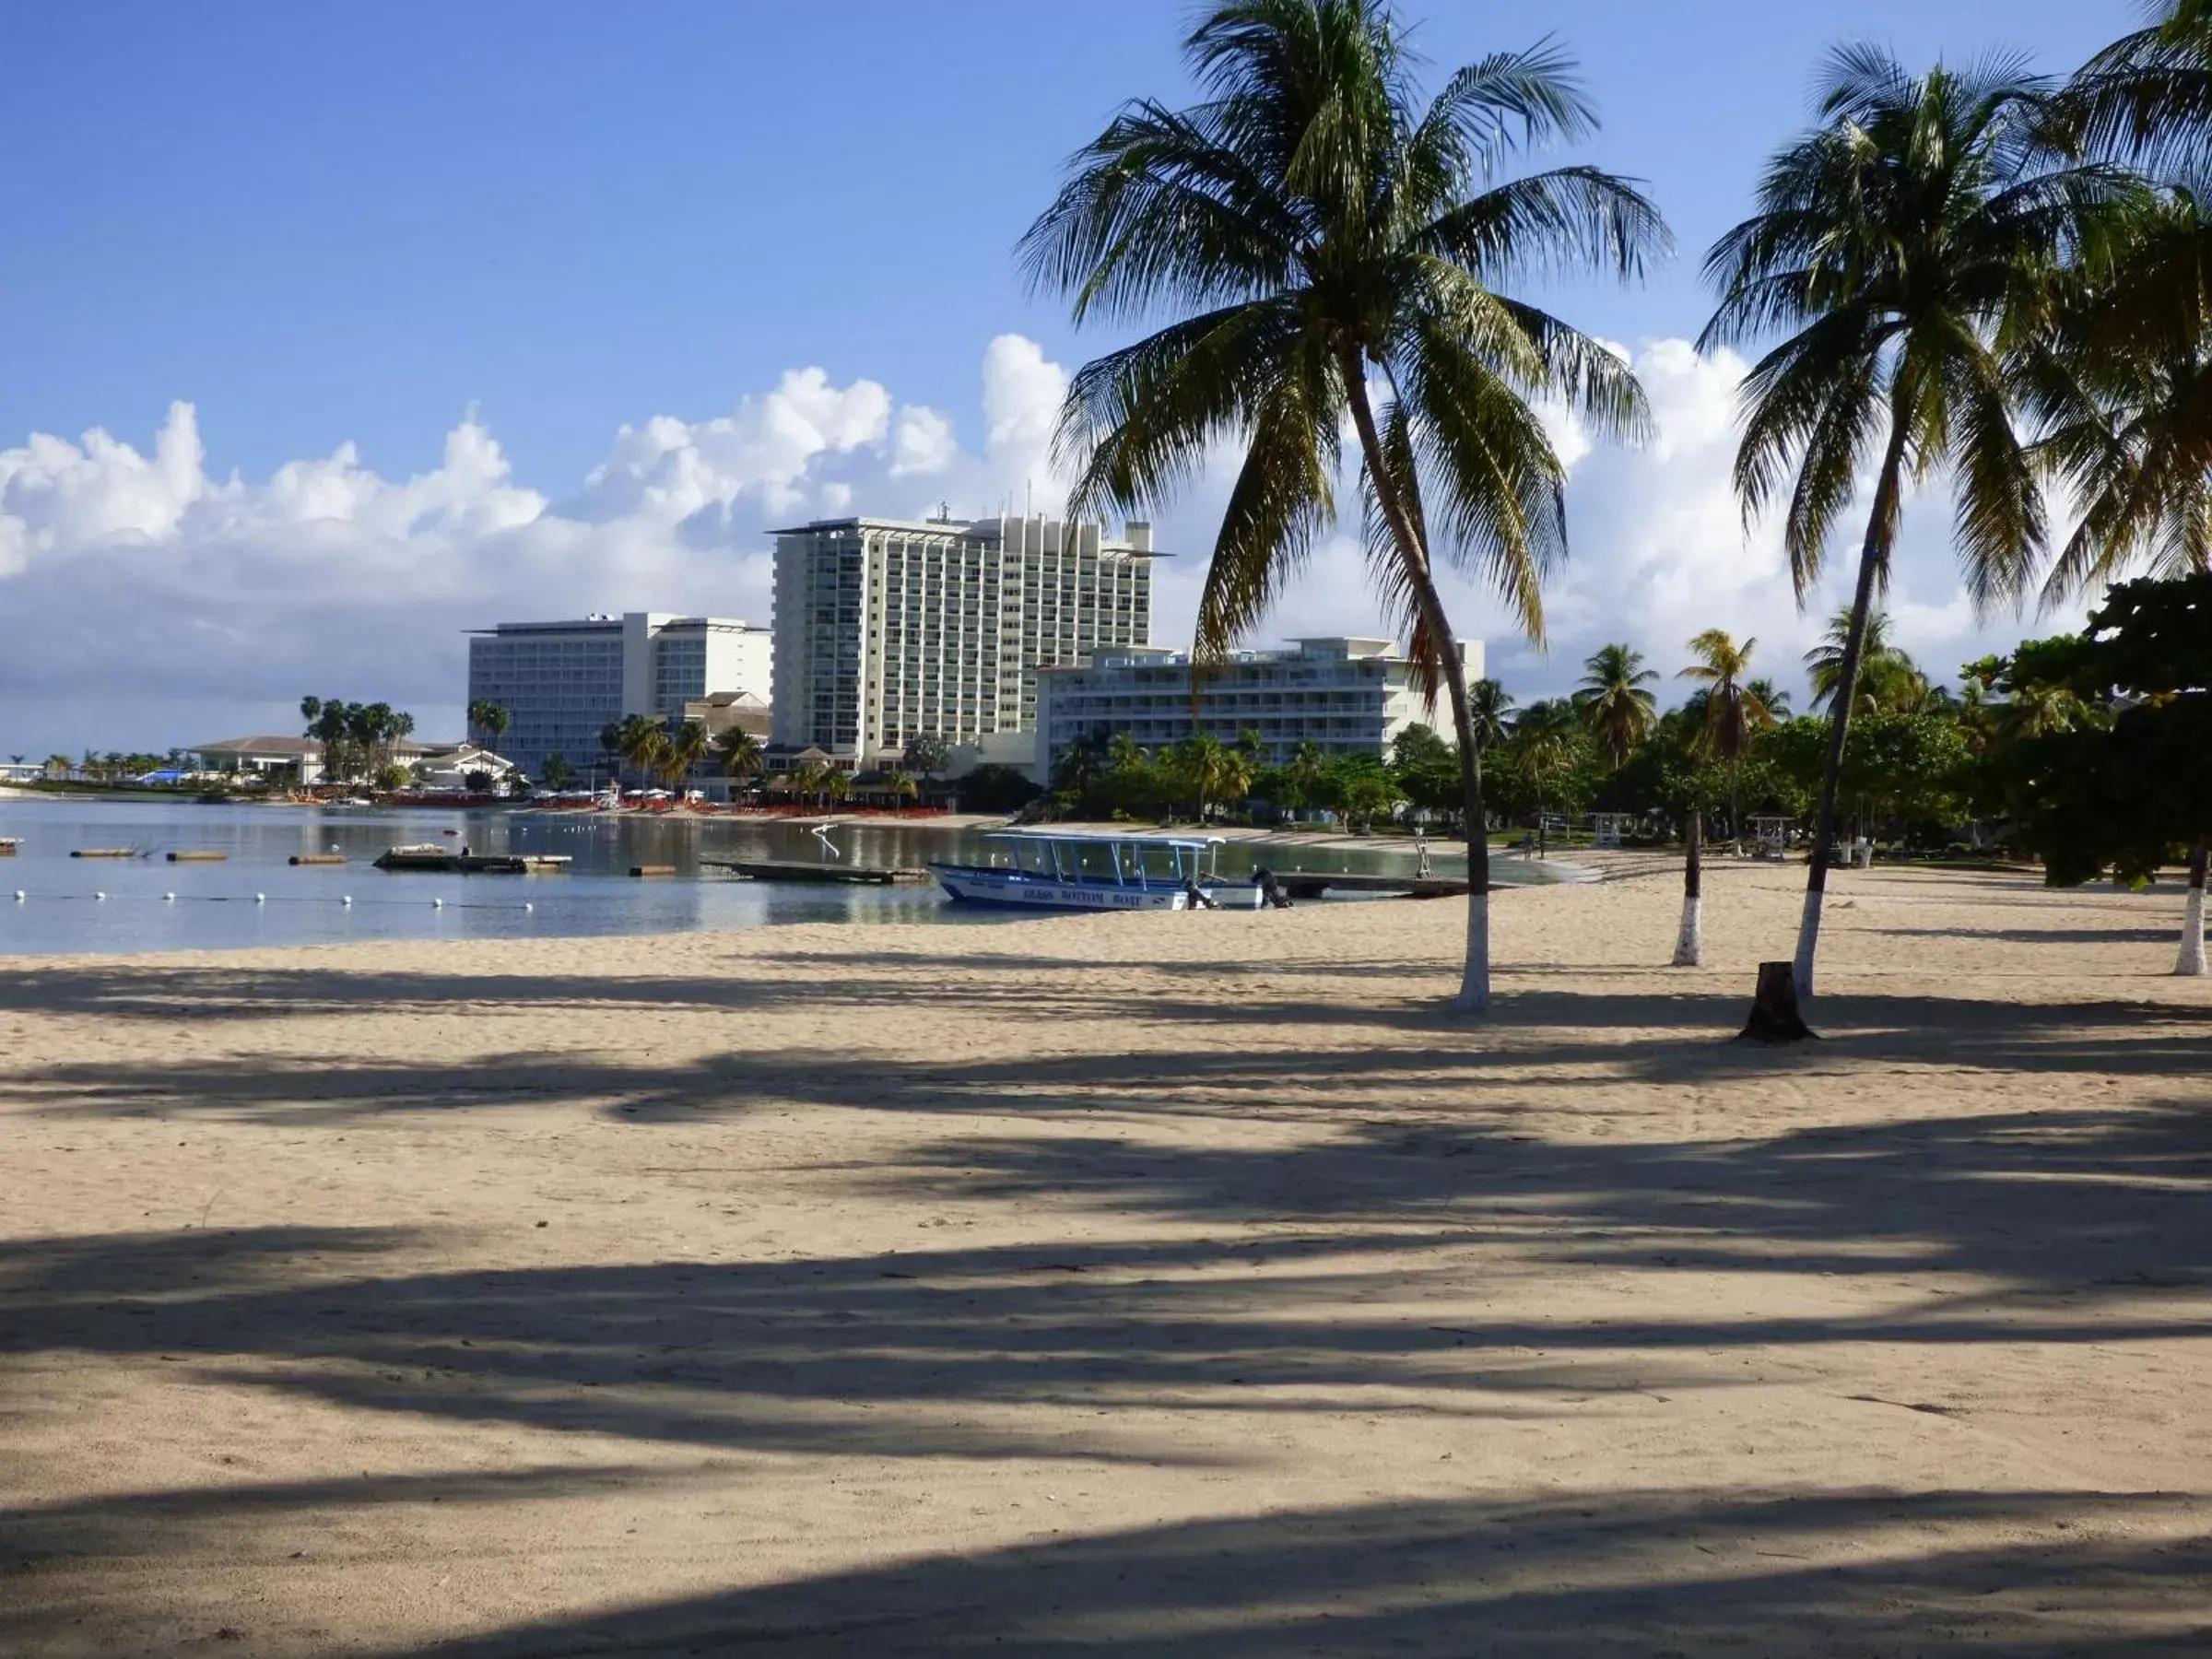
[466, 612, 771, 780]
[769, 513, 1156, 759]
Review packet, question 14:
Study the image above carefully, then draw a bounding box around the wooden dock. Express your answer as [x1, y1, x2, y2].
[288, 853, 347, 865]
[71, 848, 138, 859]
[166, 850, 228, 863]
[1272, 870, 1472, 900]
[702, 858, 931, 886]
[374, 851, 571, 874]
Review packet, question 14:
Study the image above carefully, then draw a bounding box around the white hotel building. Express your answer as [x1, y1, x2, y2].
[1034, 635, 1485, 776]
[466, 612, 771, 780]
[770, 513, 1155, 760]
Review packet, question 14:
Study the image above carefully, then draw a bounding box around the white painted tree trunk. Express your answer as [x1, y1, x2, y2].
[2179, 888, 2206, 976]
[1455, 890, 1490, 1011]
[1792, 887, 1824, 1001]
[2180, 851, 2207, 977]
[1672, 894, 1702, 968]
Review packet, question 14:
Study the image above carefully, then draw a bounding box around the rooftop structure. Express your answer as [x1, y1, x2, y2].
[769, 513, 1155, 759]
[1033, 635, 1485, 777]
[466, 612, 770, 781]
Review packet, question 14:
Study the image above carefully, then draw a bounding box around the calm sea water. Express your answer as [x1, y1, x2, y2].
[0, 797, 1501, 956]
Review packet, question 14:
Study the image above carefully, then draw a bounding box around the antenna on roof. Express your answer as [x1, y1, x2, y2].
[1025, 477, 1033, 519]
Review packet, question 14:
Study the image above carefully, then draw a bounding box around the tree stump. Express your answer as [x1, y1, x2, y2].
[1737, 959, 1816, 1042]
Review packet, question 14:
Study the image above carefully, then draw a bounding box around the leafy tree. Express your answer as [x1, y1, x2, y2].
[1574, 643, 1659, 768]
[541, 754, 576, 791]
[960, 763, 1042, 815]
[372, 761, 412, 793]
[1023, 0, 1666, 1011]
[903, 731, 953, 782]
[1700, 46, 2123, 995]
[1994, 574, 2212, 894]
[1502, 699, 1587, 850]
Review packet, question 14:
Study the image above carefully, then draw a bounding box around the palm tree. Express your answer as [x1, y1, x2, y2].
[614, 714, 668, 788]
[1678, 629, 1773, 842]
[1022, 0, 1665, 1010]
[822, 770, 853, 806]
[468, 700, 511, 754]
[789, 759, 829, 806]
[662, 720, 710, 790]
[1573, 643, 1659, 768]
[1700, 46, 2121, 999]
[715, 728, 764, 794]
[1803, 608, 1926, 715]
[2028, 187, 2212, 598]
[2067, 1, 2212, 176]
[1506, 699, 1580, 854]
[1465, 678, 1515, 755]
[1745, 677, 1792, 720]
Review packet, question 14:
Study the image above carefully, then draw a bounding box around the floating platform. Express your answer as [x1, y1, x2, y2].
[71, 848, 138, 859]
[166, 850, 228, 863]
[373, 847, 571, 874]
[0, 840, 16, 856]
[702, 858, 930, 885]
[1273, 870, 1472, 900]
[288, 853, 347, 866]
[629, 865, 678, 877]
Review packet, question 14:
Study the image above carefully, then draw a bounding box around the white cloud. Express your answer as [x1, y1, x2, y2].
[0, 340, 1087, 754]
[0, 330, 2099, 756]
[1141, 335, 2088, 706]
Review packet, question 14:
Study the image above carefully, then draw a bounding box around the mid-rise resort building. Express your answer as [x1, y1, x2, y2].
[466, 612, 771, 781]
[1033, 635, 1485, 776]
[768, 512, 1156, 762]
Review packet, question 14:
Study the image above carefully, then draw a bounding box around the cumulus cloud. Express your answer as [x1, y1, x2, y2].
[1141, 335, 2089, 705]
[0, 337, 1079, 753]
[0, 327, 2091, 756]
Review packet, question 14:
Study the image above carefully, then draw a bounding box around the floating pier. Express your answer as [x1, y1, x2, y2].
[289, 853, 347, 865]
[0, 839, 16, 856]
[703, 858, 929, 886]
[629, 864, 678, 878]
[373, 847, 571, 874]
[166, 850, 228, 863]
[71, 848, 138, 859]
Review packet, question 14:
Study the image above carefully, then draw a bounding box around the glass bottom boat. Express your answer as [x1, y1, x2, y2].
[930, 830, 1261, 911]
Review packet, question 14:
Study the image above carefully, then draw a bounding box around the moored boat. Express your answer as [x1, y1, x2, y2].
[930, 831, 1260, 912]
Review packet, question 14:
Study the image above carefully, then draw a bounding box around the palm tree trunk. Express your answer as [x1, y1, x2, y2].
[1338, 351, 1491, 1011]
[2180, 840, 2208, 978]
[1673, 808, 1703, 967]
[1793, 411, 1912, 1001]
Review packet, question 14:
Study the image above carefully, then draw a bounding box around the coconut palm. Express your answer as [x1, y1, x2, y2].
[1022, 0, 1665, 1010]
[2027, 188, 2212, 597]
[822, 770, 853, 806]
[1677, 629, 1774, 842]
[1745, 677, 1792, 720]
[714, 728, 764, 794]
[1803, 608, 1928, 715]
[662, 720, 710, 790]
[467, 700, 510, 753]
[1573, 643, 1659, 768]
[1506, 699, 1580, 854]
[789, 759, 829, 806]
[614, 714, 669, 787]
[2067, 1, 2212, 176]
[1465, 678, 1515, 755]
[1700, 45, 2123, 998]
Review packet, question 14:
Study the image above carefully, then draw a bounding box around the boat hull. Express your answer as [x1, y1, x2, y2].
[930, 864, 1259, 912]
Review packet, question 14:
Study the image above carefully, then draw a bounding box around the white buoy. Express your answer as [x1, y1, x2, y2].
[11, 890, 23, 901]
[523, 901, 534, 912]
[163, 892, 175, 901]
[94, 891, 107, 900]
[432, 898, 443, 909]
[254, 893, 266, 904]
[342, 895, 354, 906]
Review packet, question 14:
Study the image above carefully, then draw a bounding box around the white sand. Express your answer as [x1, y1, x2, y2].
[2, 861, 2208, 1656]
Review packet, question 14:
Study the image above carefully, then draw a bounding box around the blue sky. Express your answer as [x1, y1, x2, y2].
[0, 0, 2136, 751]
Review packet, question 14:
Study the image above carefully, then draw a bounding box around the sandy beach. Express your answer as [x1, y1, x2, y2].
[3, 860, 2209, 1655]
